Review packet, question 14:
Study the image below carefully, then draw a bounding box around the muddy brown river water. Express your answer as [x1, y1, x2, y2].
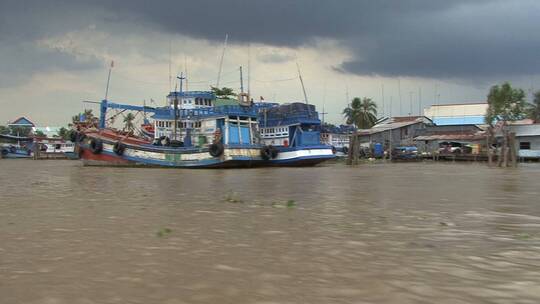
[1, 160, 539, 303]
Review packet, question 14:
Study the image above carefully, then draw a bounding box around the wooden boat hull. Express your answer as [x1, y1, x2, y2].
[78, 131, 266, 169]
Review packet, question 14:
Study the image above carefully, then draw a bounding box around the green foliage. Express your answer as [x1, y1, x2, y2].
[527, 91, 540, 123]
[70, 109, 96, 126]
[286, 200, 296, 208]
[343, 97, 378, 129]
[485, 82, 527, 125]
[123, 113, 136, 132]
[211, 86, 236, 99]
[156, 228, 172, 237]
[57, 127, 69, 139]
[322, 122, 337, 129]
[8, 126, 32, 137]
[34, 130, 46, 137]
[0, 125, 9, 135]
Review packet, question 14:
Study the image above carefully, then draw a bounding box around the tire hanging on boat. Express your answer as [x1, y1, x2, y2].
[209, 142, 224, 157]
[342, 146, 349, 154]
[269, 145, 279, 159]
[159, 136, 171, 147]
[260, 145, 272, 160]
[89, 138, 103, 154]
[113, 141, 126, 156]
[1, 149, 8, 156]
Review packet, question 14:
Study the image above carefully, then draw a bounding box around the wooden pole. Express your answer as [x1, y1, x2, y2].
[502, 127, 509, 167]
[347, 133, 355, 165]
[509, 132, 517, 167]
[487, 127, 493, 167]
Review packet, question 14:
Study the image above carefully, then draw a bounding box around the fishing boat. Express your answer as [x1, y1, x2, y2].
[320, 124, 355, 157]
[0, 144, 32, 159]
[76, 88, 272, 168]
[0, 134, 33, 159]
[257, 102, 336, 166]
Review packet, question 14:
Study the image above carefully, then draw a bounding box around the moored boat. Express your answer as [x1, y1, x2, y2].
[257, 102, 336, 166]
[76, 90, 270, 168]
[0, 144, 32, 159]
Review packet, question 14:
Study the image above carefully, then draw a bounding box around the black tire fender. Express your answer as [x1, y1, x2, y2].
[89, 138, 103, 154]
[209, 142, 224, 157]
[260, 146, 272, 160]
[269, 145, 279, 159]
[113, 141, 126, 156]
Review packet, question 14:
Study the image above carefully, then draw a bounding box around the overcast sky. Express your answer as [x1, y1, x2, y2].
[1, 0, 540, 126]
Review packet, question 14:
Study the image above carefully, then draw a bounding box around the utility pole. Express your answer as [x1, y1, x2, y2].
[381, 84, 385, 118]
[409, 91, 413, 116]
[398, 78, 402, 116]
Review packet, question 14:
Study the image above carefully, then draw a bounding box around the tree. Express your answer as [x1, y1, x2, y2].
[0, 125, 9, 135]
[527, 90, 540, 123]
[485, 82, 526, 125]
[57, 127, 69, 139]
[343, 97, 378, 129]
[34, 130, 46, 137]
[211, 86, 236, 99]
[485, 82, 526, 168]
[123, 113, 136, 132]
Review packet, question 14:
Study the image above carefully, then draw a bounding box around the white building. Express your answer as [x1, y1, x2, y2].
[424, 103, 488, 126]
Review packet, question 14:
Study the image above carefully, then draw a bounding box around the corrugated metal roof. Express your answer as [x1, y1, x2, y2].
[357, 116, 430, 135]
[508, 124, 540, 137]
[415, 133, 486, 141]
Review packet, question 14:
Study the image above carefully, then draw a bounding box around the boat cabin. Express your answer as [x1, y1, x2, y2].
[151, 91, 260, 147]
[258, 102, 322, 147]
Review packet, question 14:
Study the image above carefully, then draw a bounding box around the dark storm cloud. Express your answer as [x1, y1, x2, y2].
[1, 0, 540, 79]
[88, 0, 540, 78]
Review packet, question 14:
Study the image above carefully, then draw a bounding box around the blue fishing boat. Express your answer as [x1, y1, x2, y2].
[257, 102, 336, 166]
[76, 87, 271, 168]
[0, 144, 32, 159]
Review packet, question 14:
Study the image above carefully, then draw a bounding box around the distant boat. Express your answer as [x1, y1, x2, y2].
[0, 144, 32, 159]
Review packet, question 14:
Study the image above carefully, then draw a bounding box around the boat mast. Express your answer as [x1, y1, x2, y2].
[296, 61, 309, 105]
[247, 44, 251, 97]
[216, 34, 228, 88]
[104, 60, 114, 100]
[239, 66, 244, 94]
[174, 72, 185, 141]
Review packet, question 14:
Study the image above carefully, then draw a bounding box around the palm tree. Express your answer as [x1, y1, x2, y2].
[123, 113, 136, 132]
[210, 86, 236, 99]
[343, 97, 378, 129]
[528, 91, 540, 123]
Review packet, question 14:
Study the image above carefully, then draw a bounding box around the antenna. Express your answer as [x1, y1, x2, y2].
[239, 66, 244, 94]
[104, 60, 114, 100]
[418, 87, 422, 116]
[296, 60, 309, 105]
[247, 43, 251, 96]
[169, 41, 172, 92]
[184, 55, 188, 91]
[346, 85, 350, 106]
[216, 34, 228, 88]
